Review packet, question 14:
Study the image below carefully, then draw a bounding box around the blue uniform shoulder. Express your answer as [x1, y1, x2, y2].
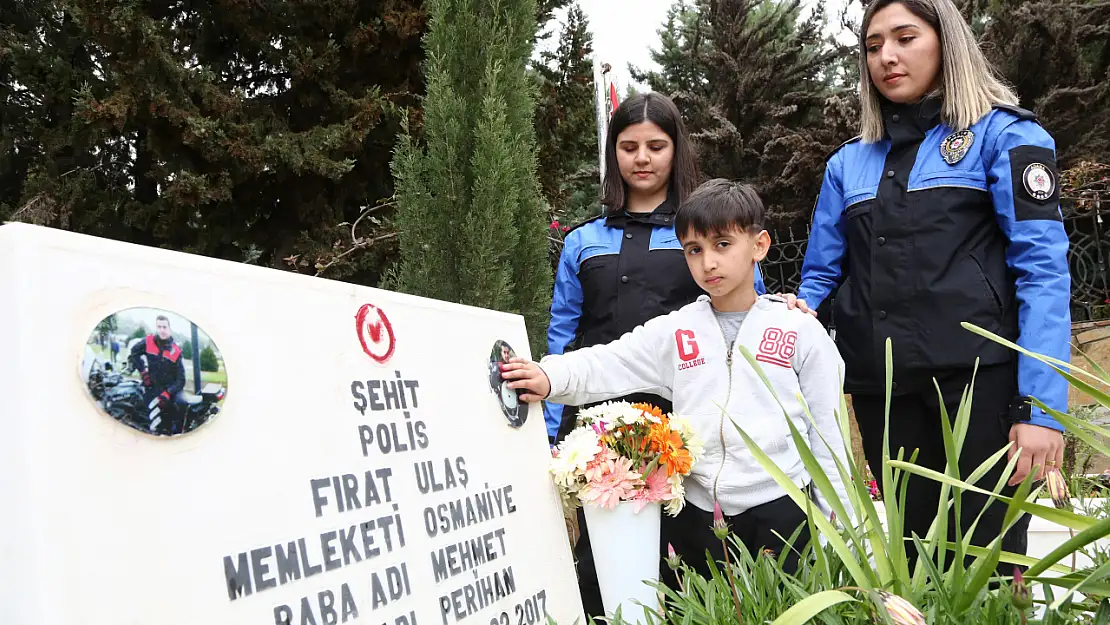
[563, 213, 606, 238]
[826, 135, 862, 162]
[991, 103, 1039, 123]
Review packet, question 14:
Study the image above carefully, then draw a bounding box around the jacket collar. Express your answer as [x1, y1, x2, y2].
[695, 294, 784, 312]
[882, 95, 942, 148]
[605, 196, 678, 229]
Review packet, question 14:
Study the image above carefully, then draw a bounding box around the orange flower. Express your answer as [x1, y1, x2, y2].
[632, 403, 664, 422]
[658, 431, 693, 476]
[646, 421, 674, 453]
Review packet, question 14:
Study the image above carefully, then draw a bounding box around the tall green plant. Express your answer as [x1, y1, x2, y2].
[389, 0, 552, 353]
[634, 327, 1110, 624]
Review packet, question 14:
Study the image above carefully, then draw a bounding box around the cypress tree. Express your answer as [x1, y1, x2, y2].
[534, 5, 600, 228]
[390, 0, 552, 353]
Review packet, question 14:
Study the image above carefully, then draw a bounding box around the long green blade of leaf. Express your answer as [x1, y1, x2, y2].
[1051, 556, 1110, 610]
[887, 460, 1097, 531]
[769, 590, 857, 624]
[729, 415, 876, 588]
[961, 323, 1103, 384]
[956, 543, 1075, 574]
[1027, 516, 1110, 577]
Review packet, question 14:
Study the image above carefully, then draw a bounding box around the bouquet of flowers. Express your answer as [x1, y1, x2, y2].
[549, 401, 704, 516]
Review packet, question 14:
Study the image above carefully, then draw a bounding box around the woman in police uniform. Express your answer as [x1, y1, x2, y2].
[545, 92, 763, 617]
[786, 0, 1070, 568]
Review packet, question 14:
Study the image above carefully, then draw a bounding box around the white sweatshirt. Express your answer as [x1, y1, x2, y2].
[541, 295, 851, 518]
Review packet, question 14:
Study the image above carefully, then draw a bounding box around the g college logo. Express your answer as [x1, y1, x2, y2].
[675, 329, 705, 371]
[675, 329, 700, 361]
[355, 303, 396, 365]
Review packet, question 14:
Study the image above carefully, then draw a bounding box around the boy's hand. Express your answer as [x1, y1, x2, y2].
[500, 357, 551, 403]
[779, 292, 817, 317]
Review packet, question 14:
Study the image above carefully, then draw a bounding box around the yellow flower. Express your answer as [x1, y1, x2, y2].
[878, 591, 926, 625]
[1046, 467, 1070, 509]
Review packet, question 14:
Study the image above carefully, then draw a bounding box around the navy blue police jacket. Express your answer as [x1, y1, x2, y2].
[797, 97, 1071, 430]
[544, 198, 767, 441]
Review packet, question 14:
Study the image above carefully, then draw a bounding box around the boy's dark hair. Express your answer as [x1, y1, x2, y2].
[675, 178, 766, 239]
[601, 92, 700, 215]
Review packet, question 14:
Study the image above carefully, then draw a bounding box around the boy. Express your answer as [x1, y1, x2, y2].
[502, 179, 851, 576]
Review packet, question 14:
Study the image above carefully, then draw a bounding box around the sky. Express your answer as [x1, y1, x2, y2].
[542, 0, 860, 93]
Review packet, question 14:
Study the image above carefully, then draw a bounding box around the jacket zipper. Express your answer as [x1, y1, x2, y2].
[711, 327, 735, 502]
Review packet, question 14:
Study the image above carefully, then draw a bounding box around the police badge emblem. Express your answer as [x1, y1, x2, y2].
[1023, 163, 1055, 200]
[940, 130, 974, 165]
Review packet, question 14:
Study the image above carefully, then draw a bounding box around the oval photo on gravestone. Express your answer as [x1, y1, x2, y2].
[488, 339, 526, 428]
[81, 307, 228, 437]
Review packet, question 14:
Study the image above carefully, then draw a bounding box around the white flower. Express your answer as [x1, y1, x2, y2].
[670, 414, 705, 461]
[550, 427, 601, 486]
[664, 475, 686, 516]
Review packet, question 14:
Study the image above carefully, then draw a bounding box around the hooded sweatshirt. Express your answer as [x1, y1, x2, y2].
[540, 295, 851, 518]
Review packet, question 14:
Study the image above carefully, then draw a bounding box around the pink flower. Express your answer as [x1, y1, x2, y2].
[712, 500, 729, 539]
[631, 467, 671, 511]
[580, 455, 642, 509]
[549, 220, 561, 230]
[583, 448, 614, 483]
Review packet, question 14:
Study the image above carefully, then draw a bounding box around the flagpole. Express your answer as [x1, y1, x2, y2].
[593, 59, 611, 190]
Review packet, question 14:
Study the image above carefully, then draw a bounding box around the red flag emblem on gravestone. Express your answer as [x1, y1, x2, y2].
[355, 303, 396, 364]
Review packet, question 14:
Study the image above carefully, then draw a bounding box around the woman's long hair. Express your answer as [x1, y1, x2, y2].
[858, 0, 1019, 142]
[601, 92, 700, 214]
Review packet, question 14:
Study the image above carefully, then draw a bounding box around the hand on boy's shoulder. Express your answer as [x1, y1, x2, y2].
[760, 294, 834, 343]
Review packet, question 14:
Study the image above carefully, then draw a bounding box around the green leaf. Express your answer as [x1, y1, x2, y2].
[733, 346, 877, 589]
[1034, 400, 1110, 459]
[955, 543, 1075, 574]
[887, 460, 1097, 531]
[768, 590, 856, 624]
[1027, 515, 1110, 577]
[1050, 556, 1110, 610]
[726, 408, 876, 588]
[961, 323, 1100, 383]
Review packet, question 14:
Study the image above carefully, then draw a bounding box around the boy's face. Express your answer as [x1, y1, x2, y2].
[680, 226, 771, 304]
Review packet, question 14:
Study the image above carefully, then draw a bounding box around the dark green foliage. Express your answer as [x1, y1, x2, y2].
[533, 3, 601, 272]
[199, 344, 219, 372]
[633, 0, 857, 226]
[1, 0, 425, 283]
[389, 0, 553, 354]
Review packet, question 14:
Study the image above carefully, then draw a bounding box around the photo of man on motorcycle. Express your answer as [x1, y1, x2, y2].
[130, 314, 188, 434]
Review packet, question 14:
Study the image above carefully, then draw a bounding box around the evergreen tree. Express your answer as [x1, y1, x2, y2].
[970, 0, 1110, 166]
[636, 0, 851, 225]
[533, 5, 600, 230]
[630, 1, 706, 96]
[1, 0, 425, 283]
[390, 0, 553, 353]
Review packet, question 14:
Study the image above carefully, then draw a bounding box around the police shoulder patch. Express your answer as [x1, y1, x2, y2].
[1008, 145, 1061, 221]
[1023, 162, 1055, 201]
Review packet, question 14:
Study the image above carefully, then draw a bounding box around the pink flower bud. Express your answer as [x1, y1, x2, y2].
[712, 500, 729, 539]
[1012, 566, 1033, 611]
[665, 543, 682, 570]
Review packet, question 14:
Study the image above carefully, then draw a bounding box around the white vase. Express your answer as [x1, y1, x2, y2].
[582, 501, 662, 625]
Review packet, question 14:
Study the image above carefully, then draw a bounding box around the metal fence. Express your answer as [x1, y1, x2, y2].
[762, 194, 1110, 323]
